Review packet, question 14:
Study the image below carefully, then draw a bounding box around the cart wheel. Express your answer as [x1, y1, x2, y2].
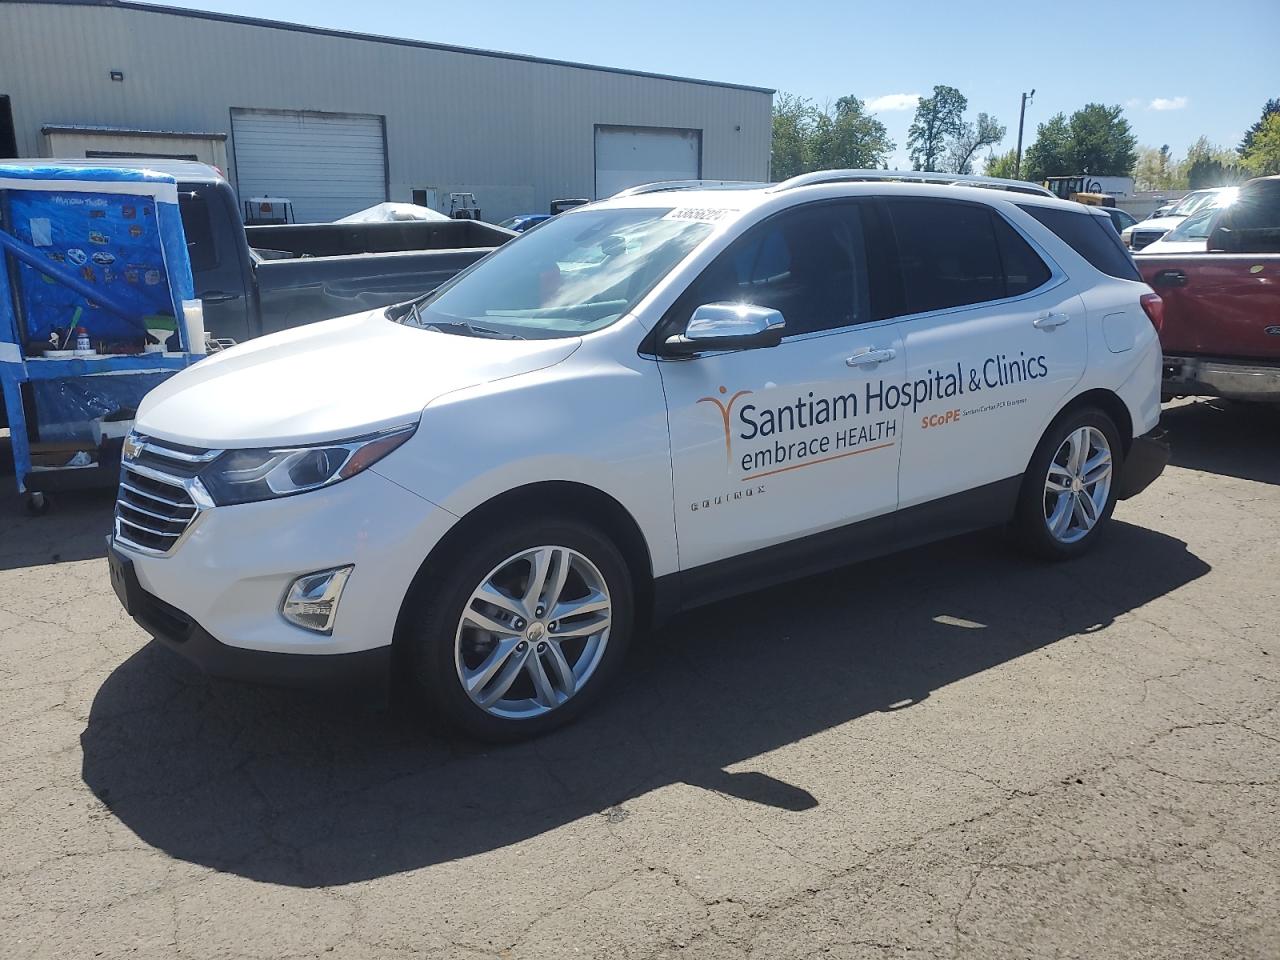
[25, 492, 50, 516]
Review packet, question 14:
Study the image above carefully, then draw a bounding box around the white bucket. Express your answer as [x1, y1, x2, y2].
[180, 299, 207, 355]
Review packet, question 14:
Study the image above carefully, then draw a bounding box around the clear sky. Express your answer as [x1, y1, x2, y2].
[160, 0, 1278, 170]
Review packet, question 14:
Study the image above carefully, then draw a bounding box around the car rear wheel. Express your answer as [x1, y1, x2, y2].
[1015, 408, 1121, 560]
[405, 517, 633, 741]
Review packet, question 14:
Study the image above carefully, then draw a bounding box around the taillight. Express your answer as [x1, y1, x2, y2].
[1140, 292, 1164, 332]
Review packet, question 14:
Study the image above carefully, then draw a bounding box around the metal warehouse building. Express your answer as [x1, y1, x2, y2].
[0, 0, 774, 222]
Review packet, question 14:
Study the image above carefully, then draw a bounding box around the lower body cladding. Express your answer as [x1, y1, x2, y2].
[1163, 355, 1280, 402]
[109, 468, 455, 687]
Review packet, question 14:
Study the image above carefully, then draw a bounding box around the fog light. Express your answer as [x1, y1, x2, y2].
[281, 566, 353, 634]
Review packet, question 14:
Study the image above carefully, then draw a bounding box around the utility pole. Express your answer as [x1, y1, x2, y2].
[1014, 89, 1035, 179]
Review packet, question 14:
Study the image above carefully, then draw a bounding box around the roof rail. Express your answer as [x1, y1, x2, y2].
[768, 169, 1054, 198]
[610, 179, 768, 198]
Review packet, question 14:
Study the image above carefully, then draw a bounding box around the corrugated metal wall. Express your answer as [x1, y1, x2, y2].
[0, 1, 773, 222]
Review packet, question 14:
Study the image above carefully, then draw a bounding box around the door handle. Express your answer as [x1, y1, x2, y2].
[1033, 312, 1070, 330]
[198, 290, 242, 303]
[845, 347, 896, 367]
[1151, 269, 1187, 288]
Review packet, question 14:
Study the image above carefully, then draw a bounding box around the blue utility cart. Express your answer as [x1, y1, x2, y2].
[0, 163, 201, 511]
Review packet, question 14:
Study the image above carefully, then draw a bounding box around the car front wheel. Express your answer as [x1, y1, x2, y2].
[405, 517, 633, 741]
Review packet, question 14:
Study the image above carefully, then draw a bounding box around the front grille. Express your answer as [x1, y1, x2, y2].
[114, 435, 218, 555]
[1130, 231, 1163, 250]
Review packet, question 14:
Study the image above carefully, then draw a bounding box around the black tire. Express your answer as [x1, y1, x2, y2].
[1014, 407, 1122, 561]
[403, 516, 634, 742]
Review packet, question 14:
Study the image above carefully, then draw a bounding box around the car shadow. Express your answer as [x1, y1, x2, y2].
[1161, 398, 1280, 486]
[80, 520, 1209, 887]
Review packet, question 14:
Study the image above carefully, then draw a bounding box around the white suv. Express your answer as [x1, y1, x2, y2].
[108, 172, 1169, 740]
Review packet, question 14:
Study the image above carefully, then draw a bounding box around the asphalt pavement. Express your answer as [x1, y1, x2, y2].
[1, 398, 1277, 959]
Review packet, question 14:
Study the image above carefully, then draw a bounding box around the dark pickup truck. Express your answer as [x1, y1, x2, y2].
[169, 163, 514, 343]
[1137, 175, 1280, 402]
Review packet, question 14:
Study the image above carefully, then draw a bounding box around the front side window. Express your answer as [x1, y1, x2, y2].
[402, 207, 715, 339]
[178, 194, 218, 272]
[666, 202, 875, 339]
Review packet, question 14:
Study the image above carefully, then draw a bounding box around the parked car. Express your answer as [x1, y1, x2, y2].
[1121, 187, 1237, 251]
[1097, 206, 1138, 234]
[499, 214, 552, 232]
[1138, 176, 1280, 401]
[108, 173, 1168, 740]
[1140, 206, 1219, 254]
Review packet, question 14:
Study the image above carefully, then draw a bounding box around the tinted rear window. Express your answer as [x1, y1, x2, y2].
[1017, 204, 1141, 282]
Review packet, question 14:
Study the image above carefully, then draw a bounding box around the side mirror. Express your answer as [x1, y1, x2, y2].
[661, 303, 786, 357]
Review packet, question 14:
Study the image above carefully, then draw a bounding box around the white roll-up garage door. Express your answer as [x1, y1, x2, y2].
[594, 125, 702, 199]
[231, 108, 386, 223]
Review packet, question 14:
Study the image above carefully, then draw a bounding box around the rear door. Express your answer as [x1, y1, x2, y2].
[891, 198, 1088, 512]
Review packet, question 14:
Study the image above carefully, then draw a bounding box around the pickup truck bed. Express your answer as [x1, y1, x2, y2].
[173, 168, 513, 344]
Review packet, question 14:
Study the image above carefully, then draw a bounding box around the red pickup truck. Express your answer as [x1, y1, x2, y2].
[1136, 176, 1280, 402]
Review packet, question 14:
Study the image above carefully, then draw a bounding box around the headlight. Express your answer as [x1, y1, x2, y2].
[199, 423, 417, 506]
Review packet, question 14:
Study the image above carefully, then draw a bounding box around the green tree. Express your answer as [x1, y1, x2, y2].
[947, 112, 1006, 174]
[1239, 98, 1280, 156]
[809, 96, 895, 170]
[1183, 136, 1246, 187]
[982, 148, 1019, 179]
[908, 85, 968, 172]
[1134, 144, 1184, 190]
[1066, 103, 1137, 176]
[1020, 112, 1072, 183]
[771, 92, 816, 180]
[770, 92, 894, 180]
[1241, 113, 1280, 176]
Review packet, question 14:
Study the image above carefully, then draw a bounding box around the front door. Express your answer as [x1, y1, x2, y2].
[658, 201, 906, 584]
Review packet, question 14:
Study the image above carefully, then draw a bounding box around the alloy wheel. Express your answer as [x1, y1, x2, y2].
[454, 545, 612, 719]
[1043, 425, 1113, 544]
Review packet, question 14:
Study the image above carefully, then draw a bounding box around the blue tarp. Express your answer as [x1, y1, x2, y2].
[0, 163, 194, 348]
[1, 164, 198, 450]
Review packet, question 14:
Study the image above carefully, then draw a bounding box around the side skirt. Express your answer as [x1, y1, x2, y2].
[655, 476, 1023, 617]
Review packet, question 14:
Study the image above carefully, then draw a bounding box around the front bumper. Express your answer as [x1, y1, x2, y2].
[109, 541, 391, 687]
[1163, 355, 1280, 402]
[109, 466, 456, 666]
[1117, 428, 1170, 500]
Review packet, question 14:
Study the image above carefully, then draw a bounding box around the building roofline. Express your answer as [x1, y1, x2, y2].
[41, 123, 227, 139]
[12, 0, 777, 95]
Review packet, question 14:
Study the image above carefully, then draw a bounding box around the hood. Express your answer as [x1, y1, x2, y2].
[136, 309, 580, 447]
[1127, 215, 1185, 235]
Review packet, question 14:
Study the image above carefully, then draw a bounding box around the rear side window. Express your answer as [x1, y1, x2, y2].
[1017, 204, 1141, 282]
[993, 214, 1053, 296]
[887, 199, 1048, 314]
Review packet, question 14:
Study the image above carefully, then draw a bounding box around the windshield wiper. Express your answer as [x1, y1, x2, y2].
[421, 317, 525, 340]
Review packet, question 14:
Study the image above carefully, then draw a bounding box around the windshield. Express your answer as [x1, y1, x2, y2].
[1164, 207, 1219, 242]
[396, 207, 716, 338]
